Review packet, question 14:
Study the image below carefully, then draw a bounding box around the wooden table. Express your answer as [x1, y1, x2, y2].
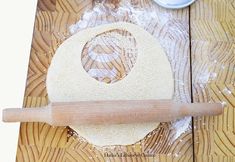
[16, 0, 235, 161]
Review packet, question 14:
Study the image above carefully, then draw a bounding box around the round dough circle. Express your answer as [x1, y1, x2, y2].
[46, 22, 174, 146]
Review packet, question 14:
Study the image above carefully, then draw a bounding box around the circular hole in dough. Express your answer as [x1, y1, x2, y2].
[81, 29, 138, 84]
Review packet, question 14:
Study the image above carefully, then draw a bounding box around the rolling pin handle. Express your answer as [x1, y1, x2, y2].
[2, 106, 50, 124]
[180, 103, 223, 117]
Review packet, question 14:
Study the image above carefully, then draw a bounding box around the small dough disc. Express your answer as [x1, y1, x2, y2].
[47, 22, 174, 146]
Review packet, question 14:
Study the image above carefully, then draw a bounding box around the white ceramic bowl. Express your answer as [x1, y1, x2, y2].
[153, 0, 196, 9]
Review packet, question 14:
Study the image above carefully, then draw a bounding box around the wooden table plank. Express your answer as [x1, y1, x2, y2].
[190, 0, 235, 161]
[16, 0, 194, 161]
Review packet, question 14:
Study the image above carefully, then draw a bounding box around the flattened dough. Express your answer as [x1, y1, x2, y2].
[47, 22, 174, 146]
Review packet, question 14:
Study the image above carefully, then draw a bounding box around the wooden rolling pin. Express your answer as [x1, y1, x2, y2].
[2, 100, 223, 126]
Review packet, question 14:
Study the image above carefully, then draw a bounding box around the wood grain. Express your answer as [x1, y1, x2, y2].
[38, 0, 56, 12]
[53, 12, 79, 34]
[16, 0, 194, 161]
[35, 11, 54, 32]
[195, 155, 235, 162]
[55, 0, 93, 14]
[190, 0, 235, 161]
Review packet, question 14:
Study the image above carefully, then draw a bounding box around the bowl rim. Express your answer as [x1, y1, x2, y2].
[153, 0, 196, 9]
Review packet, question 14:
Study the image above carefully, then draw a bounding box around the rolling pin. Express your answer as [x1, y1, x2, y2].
[2, 100, 223, 126]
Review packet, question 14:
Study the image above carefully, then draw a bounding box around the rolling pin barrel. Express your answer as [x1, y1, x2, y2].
[51, 100, 223, 126]
[2, 100, 223, 126]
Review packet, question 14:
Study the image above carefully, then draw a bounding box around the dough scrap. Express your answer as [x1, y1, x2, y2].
[46, 22, 174, 146]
